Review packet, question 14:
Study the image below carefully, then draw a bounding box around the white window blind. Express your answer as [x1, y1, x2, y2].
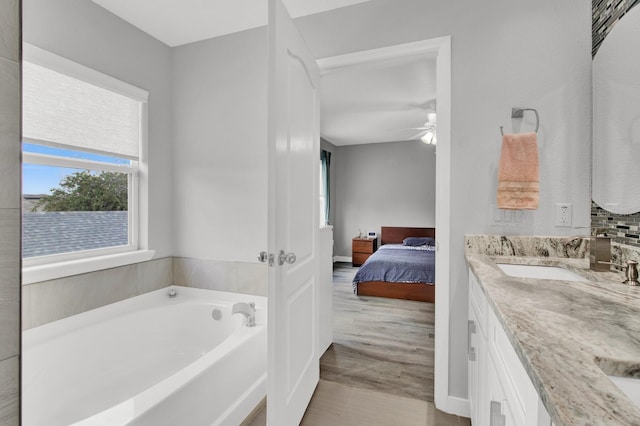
[22, 61, 141, 159]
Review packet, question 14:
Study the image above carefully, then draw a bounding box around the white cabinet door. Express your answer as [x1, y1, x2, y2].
[468, 268, 553, 426]
[486, 355, 517, 426]
[468, 271, 487, 425]
[468, 301, 482, 423]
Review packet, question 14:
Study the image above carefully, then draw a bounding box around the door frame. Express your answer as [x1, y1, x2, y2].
[316, 36, 456, 414]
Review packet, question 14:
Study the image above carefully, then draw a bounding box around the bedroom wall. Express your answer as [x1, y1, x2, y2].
[296, 0, 591, 402]
[332, 140, 436, 258]
[171, 27, 269, 294]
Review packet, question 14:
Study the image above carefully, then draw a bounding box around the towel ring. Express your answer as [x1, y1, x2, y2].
[500, 107, 539, 136]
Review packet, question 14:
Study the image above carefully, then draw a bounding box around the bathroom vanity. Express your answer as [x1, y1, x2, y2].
[466, 235, 640, 426]
[468, 268, 552, 426]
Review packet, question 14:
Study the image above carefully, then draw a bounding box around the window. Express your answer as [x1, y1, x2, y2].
[319, 162, 326, 226]
[22, 45, 149, 269]
[320, 149, 331, 226]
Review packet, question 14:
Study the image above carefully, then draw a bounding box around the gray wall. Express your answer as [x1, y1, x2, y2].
[23, 0, 174, 258]
[333, 140, 436, 258]
[297, 0, 592, 399]
[0, 0, 20, 422]
[171, 27, 268, 264]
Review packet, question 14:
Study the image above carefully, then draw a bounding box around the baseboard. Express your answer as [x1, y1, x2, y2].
[439, 395, 470, 419]
[334, 256, 352, 263]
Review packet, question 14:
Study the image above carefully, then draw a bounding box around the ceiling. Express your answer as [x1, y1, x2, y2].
[91, 0, 435, 147]
[320, 54, 437, 146]
[91, 0, 373, 47]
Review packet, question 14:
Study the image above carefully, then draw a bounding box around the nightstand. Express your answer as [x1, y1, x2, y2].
[352, 237, 377, 267]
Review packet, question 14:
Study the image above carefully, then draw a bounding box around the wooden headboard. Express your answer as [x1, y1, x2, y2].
[380, 226, 436, 245]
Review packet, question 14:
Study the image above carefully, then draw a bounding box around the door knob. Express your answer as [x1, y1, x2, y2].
[258, 251, 275, 266]
[278, 250, 296, 266]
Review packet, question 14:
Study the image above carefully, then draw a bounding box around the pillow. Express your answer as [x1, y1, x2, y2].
[402, 237, 434, 247]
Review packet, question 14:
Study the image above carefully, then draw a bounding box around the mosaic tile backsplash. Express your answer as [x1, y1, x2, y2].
[592, 0, 640, 56]
[591, 202, 640, 248]
[591, 0, 640, 247]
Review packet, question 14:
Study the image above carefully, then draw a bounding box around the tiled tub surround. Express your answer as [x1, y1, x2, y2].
[22, 258, 173, 329]
[22, 257, 267, 330]
[173, 257, 267, 297]
[0, 0, 21, 423]
[466, 235, 640, 425]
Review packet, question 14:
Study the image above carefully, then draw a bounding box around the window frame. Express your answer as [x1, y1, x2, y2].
[22, 150, 139, 266]
[22, 44, 153, 284]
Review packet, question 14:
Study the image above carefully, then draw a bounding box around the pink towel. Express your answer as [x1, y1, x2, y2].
[497, 132, 539, 210]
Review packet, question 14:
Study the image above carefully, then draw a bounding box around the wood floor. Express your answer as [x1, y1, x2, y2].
[248, 380, 469, 426]
[247, 262, 470, 425]
[320, 263, 434, 401]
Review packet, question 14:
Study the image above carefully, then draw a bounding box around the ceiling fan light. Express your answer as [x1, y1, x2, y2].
[421, 131, 434, 144]
[427, 112, 437, 124]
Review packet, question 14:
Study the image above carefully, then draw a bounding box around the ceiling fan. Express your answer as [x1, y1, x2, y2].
[400, 112, 437, 145]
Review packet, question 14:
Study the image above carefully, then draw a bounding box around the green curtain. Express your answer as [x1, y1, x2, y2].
[320, 149, 331, 225]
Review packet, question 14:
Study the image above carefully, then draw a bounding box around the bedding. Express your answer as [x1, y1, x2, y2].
[402, 237, 434, 247]
[352, 244, 435, 294]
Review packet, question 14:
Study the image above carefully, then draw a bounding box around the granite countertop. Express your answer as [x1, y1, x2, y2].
[466, 250, 640, 426]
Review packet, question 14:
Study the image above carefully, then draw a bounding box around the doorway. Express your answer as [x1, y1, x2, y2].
[315, 37, 452, 411]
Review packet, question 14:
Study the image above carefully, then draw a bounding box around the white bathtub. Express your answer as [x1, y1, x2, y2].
[22, 286, 267, 426]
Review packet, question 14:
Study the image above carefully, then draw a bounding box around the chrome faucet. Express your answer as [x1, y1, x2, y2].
[622, 260, 640, 286]
[232, 302, 256, 327]
[590, 233, 611, 272]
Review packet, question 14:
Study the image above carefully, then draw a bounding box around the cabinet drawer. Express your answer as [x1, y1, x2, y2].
[353, 239, 375, 254]
[352, 252, 371, 266]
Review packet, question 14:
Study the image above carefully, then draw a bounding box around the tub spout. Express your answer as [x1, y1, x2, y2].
[232, 302, 256, 327]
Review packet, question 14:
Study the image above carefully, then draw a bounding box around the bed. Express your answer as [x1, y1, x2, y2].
[352, 226, 435, 303]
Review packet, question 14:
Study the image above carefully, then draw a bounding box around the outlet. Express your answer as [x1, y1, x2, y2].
[555, 203, 572, 227]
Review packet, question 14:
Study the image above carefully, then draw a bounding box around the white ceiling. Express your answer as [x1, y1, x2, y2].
[320, 55, 437, 146]
[91, 0, 373, 47]
[91, 0, 435, 147]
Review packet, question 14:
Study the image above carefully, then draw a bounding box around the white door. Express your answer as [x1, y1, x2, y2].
[267, 0, 320, 424]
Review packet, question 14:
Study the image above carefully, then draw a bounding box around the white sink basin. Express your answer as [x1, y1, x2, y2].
[496, 263, 587, 282]
[608, 375, 640, 409]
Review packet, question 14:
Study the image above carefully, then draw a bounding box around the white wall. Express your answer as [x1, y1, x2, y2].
[297, 0, 592, 399]
[333, 140, 436, 257]
[171, 28, 268, 263]
[23, 0, 174, 259]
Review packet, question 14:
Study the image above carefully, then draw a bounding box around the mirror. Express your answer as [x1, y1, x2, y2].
[592, 5, 640, 214]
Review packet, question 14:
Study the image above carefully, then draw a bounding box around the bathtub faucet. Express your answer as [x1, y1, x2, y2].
[232, 302, 256, 327]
